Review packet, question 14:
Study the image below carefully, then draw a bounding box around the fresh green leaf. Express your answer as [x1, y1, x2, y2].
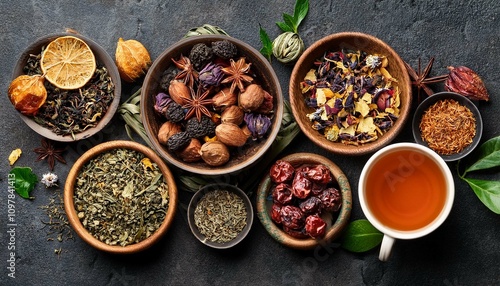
[462, 177, 500, 214]
[293, 0, 309, 28]
[9, 167, 38, 199]
[283, 13, 297, 33]
[340, 219, 383, 253]
[465, 136, 500, 174]
[276, 21, 293, 33]
[259, 25, 273, 61]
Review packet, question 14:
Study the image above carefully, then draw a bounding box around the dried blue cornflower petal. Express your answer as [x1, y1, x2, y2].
[199, 63, 224, 87]
[244, 113, 271, 140]
[154, 92, 172, 115]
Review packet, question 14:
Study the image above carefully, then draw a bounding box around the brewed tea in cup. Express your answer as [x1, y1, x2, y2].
[358, 143, 454, 261]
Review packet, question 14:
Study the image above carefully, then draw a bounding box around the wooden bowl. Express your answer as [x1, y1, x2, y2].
[141, 35, 283, 176]
[187, 183, 253, 249]
[256, 153, 352, 250]
[289, 32, 412, 155]
[10, 32, 121, 142]
[64, 140, 178, 254]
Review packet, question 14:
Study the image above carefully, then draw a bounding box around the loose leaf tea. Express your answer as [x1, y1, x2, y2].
[74, 148, 169, 246]
[194, 190, 247, 243]
[340, 219, 383, 253]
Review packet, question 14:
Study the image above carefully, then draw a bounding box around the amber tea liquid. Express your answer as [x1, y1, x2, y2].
[365, 149, 447, 231]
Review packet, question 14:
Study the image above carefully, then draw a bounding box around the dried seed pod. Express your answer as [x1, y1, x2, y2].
[158, 121, 182, 145]
[238, 84, 265, 112]
[199, 141, 230, 166]
[212, 87, 237, 110]
[445, 66, 489, 101]
[177, 138, 202, 162]
[168, 80, 191, 105]
[8, 74, 47, 116]
[221, 105, 244, 125]
[115, 38, 151, 82]
[215, 123, 249, 147]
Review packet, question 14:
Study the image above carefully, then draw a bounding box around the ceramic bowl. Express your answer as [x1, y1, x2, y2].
[10, 32, 121, 142]
[412, 91, 483, 161]
[289, 32, 412, 156]
[64, 140, 178, 254]
[141, 35, 283, 176]
[187, 183, 253, 249]
[256, 153, 352, 250]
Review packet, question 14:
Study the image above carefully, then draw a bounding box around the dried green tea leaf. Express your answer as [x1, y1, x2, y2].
[9, 167, 38, 199]
[462, 177, 500, 214]
[340, 219, 383, 253]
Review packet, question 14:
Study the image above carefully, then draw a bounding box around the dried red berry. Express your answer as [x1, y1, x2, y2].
[272, 183, 293, 205]
[283, 226, 308, 239]
[305, 215, 327, 238]
[292, 171, 312, 199]
[299, 196, 322, 214]
[318, 188, 342, 212]
[305, 164, 332, 184]
[280, 205, 305, 230]
[445, 66, 489, 101]
[271, 203, 282, 224]
[269, 160, 295, 183]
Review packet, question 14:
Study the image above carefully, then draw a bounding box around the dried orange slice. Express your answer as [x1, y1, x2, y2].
[40, 36, 96, 90]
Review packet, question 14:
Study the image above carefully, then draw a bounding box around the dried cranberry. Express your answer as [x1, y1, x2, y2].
[318, 187, 342, 212]
[272, 183, 293, 205]
[269, 160, 295, 183]
[299, 196, 322, 214]
[292, 171, 311, 199]
[271, 203, 282, 224]
[305, 215, 327, 238]
[305, 164, 332, 184]
[283, 226, 308, 239]
[280, 205, 305, 230]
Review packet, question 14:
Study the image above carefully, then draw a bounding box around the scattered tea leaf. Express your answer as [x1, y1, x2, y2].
[461, 177, 500, 214]
[464, 136, 500, 174]
[259, 25, 273, 61]
[9, 148, 22, 165]
[9, 167, 38, 199]
[340, 219, 383, 253]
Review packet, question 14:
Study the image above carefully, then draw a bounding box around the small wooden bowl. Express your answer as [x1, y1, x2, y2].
[289, 32, 412, 155]
[10, 32, 121, 142]
[141, 35, 283, 176]
[64, 140, 178, 254]
[256, 153, 352, 250]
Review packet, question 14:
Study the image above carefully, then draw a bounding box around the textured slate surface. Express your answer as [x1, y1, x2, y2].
[1, 0, 499, 285]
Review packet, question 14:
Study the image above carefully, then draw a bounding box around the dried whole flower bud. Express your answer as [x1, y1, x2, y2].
[199, 63, 224, 87]
[239, 84, 265, 112]
[221, 105, 244, 125]
[445, 66, 489, 101]
[8, 74, 47, 116]
[215, 123, 249, 147]
[154, 92, 172, 115]
[115, 38, 151, 82]
[212, 87, 238, 110]
[244, 113, 272, 140]
[158, 121, 182, 145]
[199, 141, 230, 166]
[168, 80, 191, 105]
[177, 138, 202, 162]
[272, 32, 305, 64]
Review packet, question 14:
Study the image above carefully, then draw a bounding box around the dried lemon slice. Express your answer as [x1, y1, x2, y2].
[40, 36, 96, 90]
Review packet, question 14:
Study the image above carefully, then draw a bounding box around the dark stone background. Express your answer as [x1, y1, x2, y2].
[1, 0, 499, 285]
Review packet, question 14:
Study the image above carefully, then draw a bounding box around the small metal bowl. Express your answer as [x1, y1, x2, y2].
[412, 91, 483, 162]
[187, 183, 253, 249]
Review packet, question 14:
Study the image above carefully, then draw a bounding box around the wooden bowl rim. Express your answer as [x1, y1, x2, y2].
[289, 31, 412, 156]
[256, 153, 352, 250]
[63, 140, 178, 254]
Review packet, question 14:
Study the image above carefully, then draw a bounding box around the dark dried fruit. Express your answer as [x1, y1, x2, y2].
[283, 226, 308, 239]
[272, 183, 293, 205]
[165, 101, 185, 123]
[305, 164, 332, 184]
[280, 205, 305, 230]
[445, 66, 489, 101]
[292, 170, 312, 199]
[271, 203, 282, 224]
[212, 40, 238, 59]
[305, 215, 327, 238]
[166, 131, 191, 152]
[318, 188, 342, 212]
[185, 116, 216, 138]
[269, 160, 295, 183]
[160, 69, 177, 92]
[299, 196, 322, 214]
[189, 43, 213, 71]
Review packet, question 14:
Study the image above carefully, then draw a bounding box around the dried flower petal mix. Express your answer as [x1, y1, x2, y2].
[300, 50, 401, 145]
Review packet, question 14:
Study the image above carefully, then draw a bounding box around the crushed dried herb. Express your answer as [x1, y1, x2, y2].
[40, 193, 74, 242]
[419, 99, 476, 155]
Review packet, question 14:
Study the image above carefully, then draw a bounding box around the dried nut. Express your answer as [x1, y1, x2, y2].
[168, 80, 191, 105]
[115, 38, 151, 82]
[199, 141, 230, 166]
[221, 105, 244, 125]
[158, 121, 182, 145]
[239, 84, 265, 112]
[178, 138, 202, 162]
[215, 123, 249, 147]
[241, 125, 252, 138]
[212, 87, 237, 110]
[445, 66, 489, 101]
[8, 74, 47, 116]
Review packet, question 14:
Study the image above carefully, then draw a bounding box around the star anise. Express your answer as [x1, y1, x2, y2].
[34, 138, 67, 171]
[221, 57, 253, 95]
[404, 57, 448, 102]
[182, 86, 213, 121]
[172, 54, 199, 89]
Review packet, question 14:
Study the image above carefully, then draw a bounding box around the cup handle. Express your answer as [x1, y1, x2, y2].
[379, 235, 396, 261]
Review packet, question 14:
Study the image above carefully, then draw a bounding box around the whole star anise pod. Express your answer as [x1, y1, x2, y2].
[172, 54, 198, 88]
[34, 138, 67, 171]
[182, 86, 213, 121]
[404, 57, 448, 102]
[221, 57, 253, 95]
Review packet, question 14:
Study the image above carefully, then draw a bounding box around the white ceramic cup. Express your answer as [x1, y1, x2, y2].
[358, 143, 454, 261]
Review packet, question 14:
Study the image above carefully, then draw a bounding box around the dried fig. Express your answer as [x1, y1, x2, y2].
[8, 74, 47, 116]
[115, 38, 151, 82]
[199, 141, 230, 166]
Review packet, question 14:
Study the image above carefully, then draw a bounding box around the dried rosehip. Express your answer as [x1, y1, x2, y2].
[271, 203, 282, 224]
[280, 205, 305, 230]
[283, 226, 308, 239]
[305, 164, 332, 184]
[299, 196, 322, 214]
[272, 183, 293, 205]
[445, 66, 489, 101]
[269, 160, 295, 183]
[305, 215, 327, 238]
[292, 170, 312, 199]
[318, 188, 342, 212]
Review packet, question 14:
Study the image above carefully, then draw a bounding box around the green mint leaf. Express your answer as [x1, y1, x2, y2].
[293, 0, 309, 28]
[462, 177, 500, 214]
[258, 25, 273, 61]
[340, 219, 383, 253]
[276, 21, 293, 33]
[283, 13, 297, 33]
[9, 167, 38, 199]
[465, 136, 500, 174]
